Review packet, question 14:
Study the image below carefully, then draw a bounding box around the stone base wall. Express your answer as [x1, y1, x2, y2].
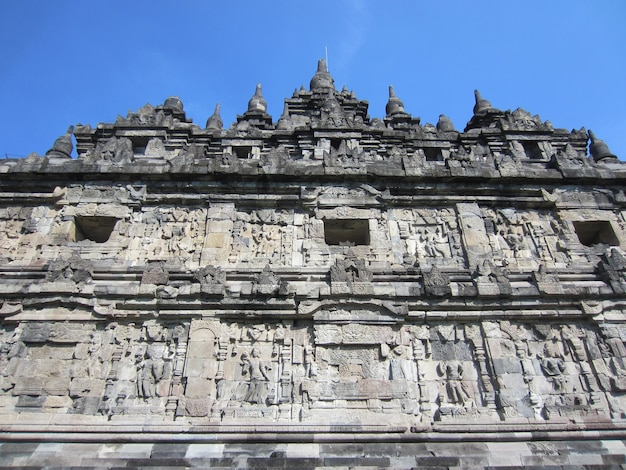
[2, 433, 626, 468]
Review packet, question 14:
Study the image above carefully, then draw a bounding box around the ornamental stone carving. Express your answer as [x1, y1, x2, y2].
[0, 60, 624, 449]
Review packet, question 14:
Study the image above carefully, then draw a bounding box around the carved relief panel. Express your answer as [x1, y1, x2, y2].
[387, 207, 464, 268]
[94, 320, 188, 418]
[483, 320, 617, 421]
[417, 324, 488, 421]
[226, 209, 294, 267]
[0, 205, 59, 263]
[184, 319, 307, 421]
[0, 319, 188, 418]
[302, 307, 422, 423]
[482, 208, 569, 269]
[126, 207, 208, 268]
[2, 312, 626, 425]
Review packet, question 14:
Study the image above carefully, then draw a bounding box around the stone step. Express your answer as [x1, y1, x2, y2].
[0, 440, 625, 468]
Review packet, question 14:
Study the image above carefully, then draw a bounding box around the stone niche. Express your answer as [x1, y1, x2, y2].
[71, 215, 119, 243]
[323, 218, 370, 245]
[572, 220, 620, 247]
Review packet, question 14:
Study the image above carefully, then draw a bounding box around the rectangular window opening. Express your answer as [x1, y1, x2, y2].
[72, 216, 118, 243]
[573, 220, 619, 247]
[324, 219, 370, 246]
[522, 141, 543, 160]
[131, 137, 150, 155]
[331, 139, 342, 151]
[424, 147, 443, 162]
[234, 146, 252, 159]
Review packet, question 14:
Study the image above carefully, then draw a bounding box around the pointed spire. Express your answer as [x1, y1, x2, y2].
[205, 103, 223, 130]
[385, 85, 408, 117]
[310, 59, 335, 92]
[436, 114, 456, 132]
[276, 103, 293, 130]
[588, 130, 617, 162]
[473, 89, 493, 114]
[247, 83, 267, 113]
[47, 125, 74, 158]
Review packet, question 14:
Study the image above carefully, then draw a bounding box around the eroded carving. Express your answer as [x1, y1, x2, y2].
[241, 347, 271, 404]
[46, 253, 93, 283]
[391, 208, 464, 268]
[330, 257, 371, 283]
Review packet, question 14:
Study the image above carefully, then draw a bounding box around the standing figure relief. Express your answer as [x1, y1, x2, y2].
[136, 347, 164, 401]
[241, 347, 272, 405]
[438, 361, 471, 406]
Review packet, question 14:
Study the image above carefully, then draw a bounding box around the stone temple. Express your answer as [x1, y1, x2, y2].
[0, 60, 625, 468]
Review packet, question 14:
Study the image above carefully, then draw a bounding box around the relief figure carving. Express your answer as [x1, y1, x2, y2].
[540, 351, 566, 393]
[438, 361, 471, 405]
[253, 225, 277, 259]
[241, 347, 271, 404]
[136, 347, 163, 400]
[388, 345, 414, 381]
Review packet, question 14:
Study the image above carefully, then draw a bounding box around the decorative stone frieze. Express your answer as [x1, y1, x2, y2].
[0, 61, 625, 452]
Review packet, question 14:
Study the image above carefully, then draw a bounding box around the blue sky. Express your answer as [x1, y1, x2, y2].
[1, 1, 624, 160]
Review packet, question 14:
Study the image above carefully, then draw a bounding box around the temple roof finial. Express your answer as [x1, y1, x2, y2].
[46, 125, 74, 158]
[385, 85, 408, 117]
[310, 59, 335, 92]
[164, 96, 184, 112]
[473, 89, 493, 115]
[276, 103, 293, 130]
[436, 114, 456, 132]
[588, 130, 617, 162]
[206, 103, 223, 130]
[247, 83, 267, 113]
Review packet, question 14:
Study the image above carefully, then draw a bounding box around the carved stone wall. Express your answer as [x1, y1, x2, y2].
[1, 61, 625, 464]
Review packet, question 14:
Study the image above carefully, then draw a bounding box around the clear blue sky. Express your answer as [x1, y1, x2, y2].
[1, 1, 624, 160]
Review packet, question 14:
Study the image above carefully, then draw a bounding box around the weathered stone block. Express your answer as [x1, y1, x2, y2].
[69, 378, 106, 397]
[141, 265, 169, 285]
[69, 396, 102, 415]
[20, 323, 52, 342]
[16, 395, 46, 408]
[43, 395, 73, 409]
[42, 377, 71, 396]
[184, 378, 212, 398]
[330, 283, 350, 295]
[12, 377, 45, 396]
[351, 282, 375, 295]
[476, 282, 501, 297]
[184, 398, 211, 417]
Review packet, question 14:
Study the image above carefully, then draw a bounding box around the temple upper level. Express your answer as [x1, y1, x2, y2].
[0, 59, 622, 183]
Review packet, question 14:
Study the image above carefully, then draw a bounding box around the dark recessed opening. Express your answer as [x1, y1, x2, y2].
[573, 220, 619, 247]
[331, 139, 342, 151]
[74, 216, 118, 243]
[131, 137, 150, 155]
[234, 146, 252, 158]
[522, 141, 543, 160]
[424, 147, 443, 162]
[324, 219, 370, 245]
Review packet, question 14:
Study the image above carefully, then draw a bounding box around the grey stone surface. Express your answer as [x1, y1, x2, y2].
[0, 439, 624, 468]
[0, 60, 625, 467]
